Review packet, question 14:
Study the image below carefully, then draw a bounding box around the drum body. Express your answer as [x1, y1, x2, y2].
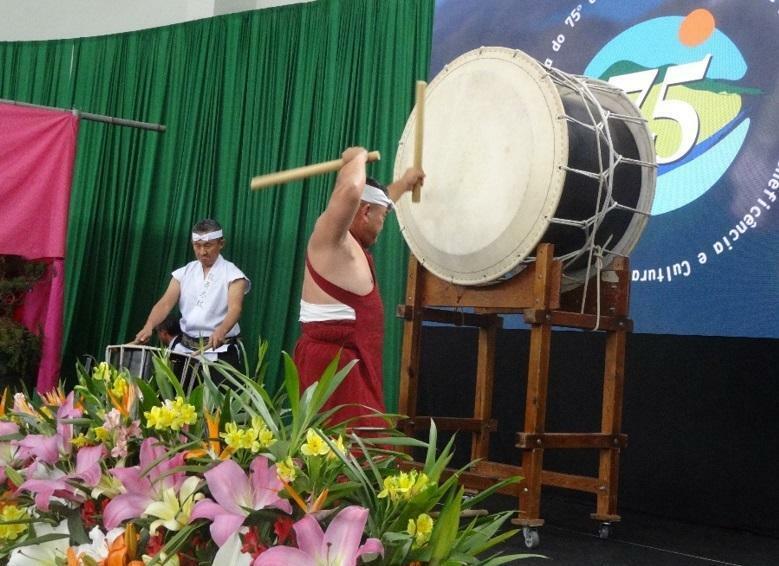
[393, 47, 656, 289]
[105, 345, 201, 389]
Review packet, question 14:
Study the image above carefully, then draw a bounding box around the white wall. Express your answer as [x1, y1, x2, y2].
[0, 0, 312, 41]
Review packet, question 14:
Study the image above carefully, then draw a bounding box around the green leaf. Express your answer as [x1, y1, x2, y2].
[480, 553, 547, 564]
[429, 486, 464, 564]
[151, 353, 184, 399]
[66, 508, 90, 545]
[282, 352, 300, 422]
[4, 466, 24, 487]
[135, 379, 160, 414]
[460, 476, 521, 511]
[424, 420, 439, 471]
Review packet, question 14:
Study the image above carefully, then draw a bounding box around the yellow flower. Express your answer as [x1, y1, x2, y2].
[110, 375, 128, 399]
[326, 435, 347, 461]
[378, 471, 430, 502]
[92, 361, 112, 381]
[168, 397, 197, 430]
[219, 419, 275, 454]
[407, 513, 434, 548]
[221, 422, 244, 450]
[276, 457, 297, 482]
[251, 416, 276, 450]
[144, 397, 197, 432]
[71, 433, 91, 448]
[257, 428, 276, 449]
[93, 426, 111, 442]
[145, 406, 170, 430]
[300, 429, 330, 457]
[0, 504, 29, 542]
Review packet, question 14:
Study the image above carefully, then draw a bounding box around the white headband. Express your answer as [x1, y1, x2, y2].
[192, 229, 223, 242]
[361, 184, 394, 209]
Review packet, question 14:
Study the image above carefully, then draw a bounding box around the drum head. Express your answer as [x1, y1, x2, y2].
[394, 47, 568, 285]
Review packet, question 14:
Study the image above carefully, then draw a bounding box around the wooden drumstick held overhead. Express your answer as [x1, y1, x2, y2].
[250, 151, 381, 190]
[412, 80, 426, 203]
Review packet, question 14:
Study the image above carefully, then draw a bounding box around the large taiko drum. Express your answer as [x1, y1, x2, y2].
[394, 47, 656, 289]
[105, 345, 201, 391]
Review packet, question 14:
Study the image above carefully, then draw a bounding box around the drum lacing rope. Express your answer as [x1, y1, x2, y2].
[567, 74, 618, 279]
[581, 235, 613, 330]
[592, 249, 605, 331]
[563, 74, 623, 322]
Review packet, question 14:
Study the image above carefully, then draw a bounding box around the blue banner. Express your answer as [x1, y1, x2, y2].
[432, 0, 779, 337]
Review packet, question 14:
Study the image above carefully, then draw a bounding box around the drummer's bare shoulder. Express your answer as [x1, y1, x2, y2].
[304, 233, 372, 298]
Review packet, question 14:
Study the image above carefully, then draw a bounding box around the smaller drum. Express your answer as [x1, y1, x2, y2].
[105, 345, 201, 391]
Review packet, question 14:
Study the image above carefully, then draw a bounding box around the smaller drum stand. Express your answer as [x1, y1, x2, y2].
[397, 243, 631, 548]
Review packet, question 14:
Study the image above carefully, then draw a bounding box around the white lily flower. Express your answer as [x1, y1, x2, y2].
[8, 519, 69, 566]
[72, 526, 125, 562]
[144, 475, 203, 534]
[212, 532, 253, 566]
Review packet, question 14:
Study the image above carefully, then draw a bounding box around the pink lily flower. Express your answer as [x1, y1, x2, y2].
[12, 392, 83, 467]
[56, 391, 82, 449]
[103, 438, 186, 529]
[254, 506, 383, 566]
[17, 445, 106, 511]
[190, 456, 292, 546]
[15, 434, 59, 465]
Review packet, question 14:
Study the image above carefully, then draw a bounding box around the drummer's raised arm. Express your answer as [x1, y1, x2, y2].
[309, 147, 368, 250]
[135, 278, 181, 344]
[388, 166, 425, 202]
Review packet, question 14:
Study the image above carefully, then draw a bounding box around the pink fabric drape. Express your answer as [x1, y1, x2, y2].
[0, 103, 80, 392]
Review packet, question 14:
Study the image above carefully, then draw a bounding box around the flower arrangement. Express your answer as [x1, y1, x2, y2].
[0, 342, 540, 565]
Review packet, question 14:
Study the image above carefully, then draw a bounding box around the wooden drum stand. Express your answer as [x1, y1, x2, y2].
[397, 243, 631, 548]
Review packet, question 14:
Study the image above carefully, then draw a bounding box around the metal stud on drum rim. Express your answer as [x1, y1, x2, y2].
[393, 46, 656, 290]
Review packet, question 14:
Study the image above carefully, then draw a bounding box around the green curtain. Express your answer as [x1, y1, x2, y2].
[0, 0, 434, 408]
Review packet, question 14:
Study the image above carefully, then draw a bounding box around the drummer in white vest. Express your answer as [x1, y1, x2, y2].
[134, 218, 250, 367]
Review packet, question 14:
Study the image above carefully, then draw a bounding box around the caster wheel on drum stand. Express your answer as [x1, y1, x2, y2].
[522, 527, 540, 549]
[598, 522, 612, 539]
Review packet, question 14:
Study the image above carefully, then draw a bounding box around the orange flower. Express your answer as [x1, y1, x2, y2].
[282, 480, 329, 514]
[11, 393, 38, 418]
[105, 524, 142, 566]
[0, 388, 7, 417]
[185, 408, 234, 460]
[107, 381, 136, 418]
[41, 385, 67, 407]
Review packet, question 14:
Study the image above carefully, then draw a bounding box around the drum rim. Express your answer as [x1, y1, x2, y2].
[394, 46, 569, 285]
[104, 344, 199, 363]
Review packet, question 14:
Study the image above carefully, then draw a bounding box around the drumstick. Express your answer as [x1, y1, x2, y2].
[412, 80, 426, 203]
[250, 150, 381, 190]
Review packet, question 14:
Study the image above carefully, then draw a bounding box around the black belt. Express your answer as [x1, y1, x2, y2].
[179, 333, 240, 350]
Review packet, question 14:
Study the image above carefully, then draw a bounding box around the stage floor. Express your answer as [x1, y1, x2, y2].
[491, 493, 779, 566]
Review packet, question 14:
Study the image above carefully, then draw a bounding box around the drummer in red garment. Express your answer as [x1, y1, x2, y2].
[294, 147, 424, 427]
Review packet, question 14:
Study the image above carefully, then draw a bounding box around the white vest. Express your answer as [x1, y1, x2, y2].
[172, 255, 250, 354]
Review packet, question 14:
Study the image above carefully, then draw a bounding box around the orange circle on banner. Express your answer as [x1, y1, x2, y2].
[679, 9, 716, 46]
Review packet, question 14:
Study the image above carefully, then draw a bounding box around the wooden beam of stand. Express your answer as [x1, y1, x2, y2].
[250, 150, 381, 190]
[412, 80, 426, 203]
